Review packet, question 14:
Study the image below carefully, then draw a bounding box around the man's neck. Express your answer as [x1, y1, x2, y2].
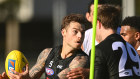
[100, 29, 115, 43]
[61, 44, 74, 59]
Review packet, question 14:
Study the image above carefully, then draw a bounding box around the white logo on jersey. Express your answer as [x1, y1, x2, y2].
[57, 65, 63, 69]
[49, 61, 53, 67]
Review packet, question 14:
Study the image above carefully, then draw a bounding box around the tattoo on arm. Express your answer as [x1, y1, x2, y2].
[29, 48, 52, 79]
[69, 56, 88, 68]
[58, 56, 88, 79]
[58, 68, 71, 79]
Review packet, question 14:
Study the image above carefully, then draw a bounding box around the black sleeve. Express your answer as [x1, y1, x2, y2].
[94, 47, 108, 79]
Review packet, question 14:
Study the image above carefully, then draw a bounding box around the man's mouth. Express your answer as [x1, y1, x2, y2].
[76, 41, 81, 44]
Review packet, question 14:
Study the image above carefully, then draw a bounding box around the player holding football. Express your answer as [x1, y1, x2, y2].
[0, 14, 89, 79]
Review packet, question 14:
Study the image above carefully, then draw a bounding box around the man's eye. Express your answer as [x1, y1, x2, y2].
[121, 34, 126, 37]
[73, 30, 78, 34]
[123, 35, 126, 36]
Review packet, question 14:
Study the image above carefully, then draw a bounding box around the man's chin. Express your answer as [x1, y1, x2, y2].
[73, 46, 81, 49]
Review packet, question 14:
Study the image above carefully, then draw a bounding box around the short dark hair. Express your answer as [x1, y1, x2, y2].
[87, 0, 106, 13]
[97, 4, 121, 30]
[61, 14, 88, 30]
[121, 16, 140, 32]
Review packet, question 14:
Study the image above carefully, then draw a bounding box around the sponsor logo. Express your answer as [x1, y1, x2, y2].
[8, 59, 15, 73]
[45, 68, 54, 76]
[57, 65, 63, 69]
[124, 72, 129, 75]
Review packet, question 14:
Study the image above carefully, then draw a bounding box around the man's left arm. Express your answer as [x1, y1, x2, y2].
[58, 56, 88, 79]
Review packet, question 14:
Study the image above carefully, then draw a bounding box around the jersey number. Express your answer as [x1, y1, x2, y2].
[112, 42, 140, 77]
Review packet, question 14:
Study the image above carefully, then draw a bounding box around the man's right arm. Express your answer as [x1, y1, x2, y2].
[29, 48, 52, 79]
[0, 72, 9, 79]
[0, 48, 52, 79]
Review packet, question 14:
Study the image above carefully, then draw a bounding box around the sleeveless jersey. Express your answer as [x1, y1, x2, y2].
[45, 45, 88, 79]
[94, 34, 140, 79]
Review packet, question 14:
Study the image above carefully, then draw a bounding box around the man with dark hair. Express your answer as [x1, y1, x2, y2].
[66, 1, 106, 79]
[94, 5, 140, 79]
[82, 0, 106, 56]
[120, 16, 140, 56]
[87, 0, 105, 14]
[0, 14, 89, 79]
[67, 4, 140, 79]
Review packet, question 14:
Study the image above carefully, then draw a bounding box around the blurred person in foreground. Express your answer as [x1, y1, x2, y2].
[67, 4, 140, 79]
[120, 16, 140, 56]
[0, 14, 89, 79]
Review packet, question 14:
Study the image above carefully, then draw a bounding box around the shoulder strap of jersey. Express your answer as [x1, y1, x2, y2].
[45, 46, 61, 66]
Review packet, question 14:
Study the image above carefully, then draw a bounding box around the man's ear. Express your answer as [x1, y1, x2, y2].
[86, 12, 92, 22]
[61, 29, 66, 36]
[97, 20, 102, 29]
[135, 32, 140, 41]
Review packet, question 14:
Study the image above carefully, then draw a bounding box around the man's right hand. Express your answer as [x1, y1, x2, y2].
[67, 68, 90, 79]
[8, 64, 30, 79]
[0, 72, 9, 79]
